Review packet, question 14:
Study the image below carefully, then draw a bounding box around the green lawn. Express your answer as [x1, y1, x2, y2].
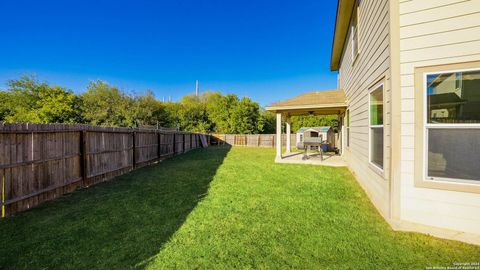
[0, 147, 479, 269]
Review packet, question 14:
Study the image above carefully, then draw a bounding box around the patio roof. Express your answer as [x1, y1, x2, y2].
[265, 89, 347, 116]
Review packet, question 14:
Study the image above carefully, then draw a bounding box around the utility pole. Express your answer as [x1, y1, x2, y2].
[195, 80, 199, 97]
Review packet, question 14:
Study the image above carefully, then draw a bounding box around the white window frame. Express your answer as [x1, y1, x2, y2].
[368, 82, 384, 172]
[423, 67, 480, 185]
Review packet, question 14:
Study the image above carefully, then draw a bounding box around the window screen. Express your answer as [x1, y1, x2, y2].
[425, 69, 480, 182]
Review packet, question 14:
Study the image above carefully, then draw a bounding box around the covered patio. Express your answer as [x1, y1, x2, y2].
[265, 89, 348, 166]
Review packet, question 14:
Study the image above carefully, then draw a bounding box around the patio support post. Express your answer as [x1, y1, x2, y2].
[276, 113, 282, 159]
[285, 119, 291, 153]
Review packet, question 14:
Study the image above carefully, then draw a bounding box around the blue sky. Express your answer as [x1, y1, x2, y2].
[0, 0, 338, 106]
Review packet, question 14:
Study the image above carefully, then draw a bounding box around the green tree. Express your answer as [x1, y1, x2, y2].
[0, 75, 300, 135]
[176, 95, 211, 132]
[80, 80, 135, 127]
[229, 97, 261, 134]
[203, 92, 238, 133]
[0, 91, 13, 121]
[133, 90, 169, 127]
[163, 101, 182, 129]
[0, 76, 81, 123]
[257, 110, 276, 134]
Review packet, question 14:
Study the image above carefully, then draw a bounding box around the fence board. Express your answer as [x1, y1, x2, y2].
[175, 133, 184, 154]
[212, 134, 296, 148]
[160, 133, 174, 157]
[135, 131, 159, 165]
[0, 123, 208, 216]
[184, 133, 191, 152]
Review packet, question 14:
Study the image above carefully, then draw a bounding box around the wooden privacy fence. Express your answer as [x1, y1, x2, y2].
[0, 123, 209, 216]
[211, 134, 297, 148]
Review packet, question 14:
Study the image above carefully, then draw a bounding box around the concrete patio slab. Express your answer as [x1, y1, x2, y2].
[275, 151, 347, 167]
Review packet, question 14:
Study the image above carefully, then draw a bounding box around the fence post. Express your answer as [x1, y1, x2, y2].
[132, 131, 136, 169]
[173, 133, 176, 155]
[157, 131, 161, 159]
[1, 175, 5, 218]
[183, 133, 186, 153]
[190, 133, 193, 149]
[80, 130, 88, 187]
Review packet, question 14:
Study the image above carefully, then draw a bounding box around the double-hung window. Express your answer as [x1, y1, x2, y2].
[369, 84, 384, 170]
[423, 68, 480, 184]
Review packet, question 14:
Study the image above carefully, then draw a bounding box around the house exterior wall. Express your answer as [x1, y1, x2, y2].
[399, 0, 480, 235]
[338, 0, 392, 218]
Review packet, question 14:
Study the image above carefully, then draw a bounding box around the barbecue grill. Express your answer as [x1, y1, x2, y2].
[302, 136, 326, 160]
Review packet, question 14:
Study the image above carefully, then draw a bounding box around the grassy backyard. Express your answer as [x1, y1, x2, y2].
[0, 146, 479, 269]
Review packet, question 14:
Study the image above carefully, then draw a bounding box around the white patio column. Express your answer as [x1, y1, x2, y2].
[276, 113, 282, 159]
[285, 119, 291, 153]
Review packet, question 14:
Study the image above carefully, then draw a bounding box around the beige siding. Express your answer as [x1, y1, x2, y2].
[339, 0, 391, 217]
[399, 0, 480, 235]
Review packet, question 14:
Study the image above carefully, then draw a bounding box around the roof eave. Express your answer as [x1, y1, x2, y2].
[330, 0, 356, 71]
[265, 103, 347, 112]
[265, 103, 347, 113]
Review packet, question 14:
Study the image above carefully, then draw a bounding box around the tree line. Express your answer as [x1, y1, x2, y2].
[0, 76, 337, 134]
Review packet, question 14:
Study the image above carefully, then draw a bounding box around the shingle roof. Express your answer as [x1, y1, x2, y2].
[266, 90, 346, 111]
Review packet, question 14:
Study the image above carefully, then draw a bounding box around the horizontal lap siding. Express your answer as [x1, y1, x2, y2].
[339, 0, 391, 218]
[399, 0, 480, 234]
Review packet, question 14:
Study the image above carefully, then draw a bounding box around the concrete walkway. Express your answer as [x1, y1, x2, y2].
[275, 151, 347, 167]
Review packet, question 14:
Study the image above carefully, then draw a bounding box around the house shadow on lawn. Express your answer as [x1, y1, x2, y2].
[0, 146, 231, 270]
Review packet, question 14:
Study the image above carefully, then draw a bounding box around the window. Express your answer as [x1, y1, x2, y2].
[424, 68, 480, 183]
[351, 3, 359, 62]
[346, 110, 350, 147]
[369, 84, 384, 170]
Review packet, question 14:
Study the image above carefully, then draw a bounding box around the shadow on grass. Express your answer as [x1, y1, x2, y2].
[0, 146, 231, 270]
